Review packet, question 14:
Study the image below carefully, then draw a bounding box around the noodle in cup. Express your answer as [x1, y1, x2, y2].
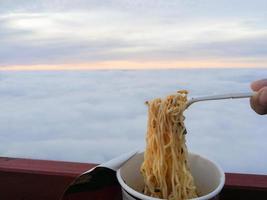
[116, 152, 225, 200]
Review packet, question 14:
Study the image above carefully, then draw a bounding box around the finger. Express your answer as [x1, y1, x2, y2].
[251, 79, 267, 91]
[250, 86, 267, 115]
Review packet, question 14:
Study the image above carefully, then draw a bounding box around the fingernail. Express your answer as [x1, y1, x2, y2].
[259, 89, 267, 106]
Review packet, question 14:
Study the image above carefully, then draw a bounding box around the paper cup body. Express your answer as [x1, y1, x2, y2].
[116, 152, 225, 200]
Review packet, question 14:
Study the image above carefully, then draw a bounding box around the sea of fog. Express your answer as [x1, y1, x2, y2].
[0, 69, 266, 174]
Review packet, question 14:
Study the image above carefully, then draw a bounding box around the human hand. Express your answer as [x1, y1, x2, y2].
[250, 79, 267, 115]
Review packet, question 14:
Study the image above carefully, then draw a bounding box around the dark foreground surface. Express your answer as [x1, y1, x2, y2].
[0, 157, 266, 200]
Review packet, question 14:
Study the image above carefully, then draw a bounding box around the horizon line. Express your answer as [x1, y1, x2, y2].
[0, 60, 266, 71]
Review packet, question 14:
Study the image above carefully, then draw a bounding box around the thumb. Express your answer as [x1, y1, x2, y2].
[250, 87, 267, 115]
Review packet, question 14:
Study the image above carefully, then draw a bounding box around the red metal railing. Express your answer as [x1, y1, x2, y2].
[0, 157, 266, 200]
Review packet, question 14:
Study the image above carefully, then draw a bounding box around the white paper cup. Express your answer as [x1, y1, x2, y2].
[116, 152, 225, 200]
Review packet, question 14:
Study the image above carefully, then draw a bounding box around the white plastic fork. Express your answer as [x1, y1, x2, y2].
[186, 92, 256, 108]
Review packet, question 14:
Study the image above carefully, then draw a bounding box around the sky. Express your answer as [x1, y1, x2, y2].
[0, 69, 266, 175]
[0, 0, 267, 70]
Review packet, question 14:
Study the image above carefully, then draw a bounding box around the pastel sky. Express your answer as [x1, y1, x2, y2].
[0, 0, 267, 70]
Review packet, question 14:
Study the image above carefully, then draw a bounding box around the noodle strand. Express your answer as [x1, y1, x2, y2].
[141, 90, 198, 200]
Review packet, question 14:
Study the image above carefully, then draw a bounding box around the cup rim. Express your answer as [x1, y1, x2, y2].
[116, 152, 225, 200]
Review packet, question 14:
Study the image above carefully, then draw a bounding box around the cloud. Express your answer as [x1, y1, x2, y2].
[0, 1, 267, 67]
[1, 1, 267, 17]
[191, 35, 267, 58]
[0, 69, 267, 174]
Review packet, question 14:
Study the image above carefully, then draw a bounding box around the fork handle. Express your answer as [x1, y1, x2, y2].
[187, 91, 256, 107]
[197, 92, 255, 101]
